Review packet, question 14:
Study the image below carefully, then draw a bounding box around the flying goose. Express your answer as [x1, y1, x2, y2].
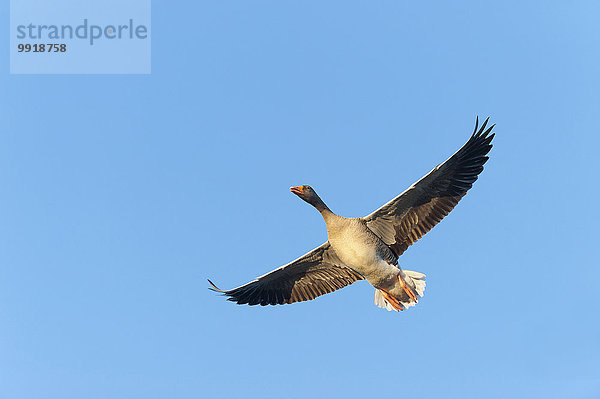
[209, 118, 494, 311]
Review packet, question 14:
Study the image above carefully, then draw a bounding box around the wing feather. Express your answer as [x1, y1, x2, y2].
[364, 117, 495, 257]
[209, 242, 364, 306]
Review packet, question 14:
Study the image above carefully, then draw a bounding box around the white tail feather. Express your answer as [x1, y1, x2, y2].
[405, 270, 426, 296]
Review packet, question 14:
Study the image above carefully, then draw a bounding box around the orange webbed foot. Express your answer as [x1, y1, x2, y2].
[398, 274, 418, 303]
[379, 288, 404, 311]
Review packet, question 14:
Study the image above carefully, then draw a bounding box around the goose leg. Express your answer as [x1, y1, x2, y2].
[379, 288, 404, 311]
[398, 273, 418, 303]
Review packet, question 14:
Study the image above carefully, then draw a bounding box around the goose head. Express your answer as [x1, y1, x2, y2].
[290, 185, 329, 212]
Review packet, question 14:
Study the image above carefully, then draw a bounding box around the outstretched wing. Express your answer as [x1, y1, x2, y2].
[208, 242, 364, 306]
[364, 117, 495, 257]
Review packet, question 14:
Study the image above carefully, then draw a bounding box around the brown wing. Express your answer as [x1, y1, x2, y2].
[364, 117, 495, 257]
[208, 242, 364, 306]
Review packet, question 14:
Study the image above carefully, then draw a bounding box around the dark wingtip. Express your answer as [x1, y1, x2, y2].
[472, 116, 479, 136]
[472, 116, 494, 139]
[207, 279, 225, 293]
[478, 117, 489, 136]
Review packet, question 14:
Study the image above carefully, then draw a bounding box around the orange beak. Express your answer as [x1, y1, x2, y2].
[290, 186, 304, 195]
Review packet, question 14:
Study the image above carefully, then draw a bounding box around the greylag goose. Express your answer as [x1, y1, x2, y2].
[209, 118, 494, 311]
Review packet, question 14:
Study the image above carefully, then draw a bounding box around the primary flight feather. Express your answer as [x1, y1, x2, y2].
[209, 117, 495, 311]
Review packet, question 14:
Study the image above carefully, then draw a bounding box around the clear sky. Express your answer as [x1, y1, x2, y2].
[1, 1, 599, 398]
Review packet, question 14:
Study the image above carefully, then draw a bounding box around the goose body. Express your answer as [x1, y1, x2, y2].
[323, 214, 399, 289]
[209, 118, 495, 311]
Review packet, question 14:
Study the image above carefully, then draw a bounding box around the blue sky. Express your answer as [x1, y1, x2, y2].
[1, 1, 599, 398]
